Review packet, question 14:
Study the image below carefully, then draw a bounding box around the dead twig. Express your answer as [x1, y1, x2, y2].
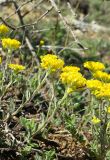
[0, 17, 16, 30]
[49, 0, 87, 50]
[16, 6, 53, 29]
[12, 0, 40, 65]
[4, 0, 32, 21]
[22, 0, 45, 18]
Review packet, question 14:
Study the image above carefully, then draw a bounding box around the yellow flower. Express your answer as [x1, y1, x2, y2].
[86, 79, 103, 90]
[2, 38, 21, 50]
[107, 122, 110, 130]
[40, 40, 44, 45]
[8, 64, 25, 72]
[62, 66, 80, 72]
[84, 61, 105, 72]
[40, 54, 64, 72]
[93, 71, 110, 82]
[0, 57, 2, 64]
[60, 71, 86, 90]
[106, 107, 110, 114]
[92, 116, 101, 124]
[93, 83, 110, 99]
[86, 79, 109, 99]
[0, 24, 9, 36]
[67, 87, 74, 94]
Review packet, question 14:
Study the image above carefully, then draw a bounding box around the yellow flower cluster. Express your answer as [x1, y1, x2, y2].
[84, 61, 105, 72]
[86, 79, 110, 99]
[60, 65, 86, 91]
[92, 116, 101, 124]
[67, 87, 74, 94]
[107, 122, 110, 130]
[40, 40, 44, 46]
[2, 38, 21, 50]
[0, 57, 2, 64]
[40, 54, 64, 72]
[106, 106, 110, 114]
[93, 71, 110, 82]
[84, 61, 110, 99]
[0, 24, 9, 36]
[8, 64, 25, 72]
[86, 79, 103, 90]
[93, 83, 110, 99]
[62, 66, 80, 72]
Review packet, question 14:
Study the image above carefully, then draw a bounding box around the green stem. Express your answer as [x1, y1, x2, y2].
[99, 101, 108, 160]
[32, 89, 68, 136]
[12, 71, 49, 116]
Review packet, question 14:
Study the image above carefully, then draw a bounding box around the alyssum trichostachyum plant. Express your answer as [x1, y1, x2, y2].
[0, 24, 110, 159]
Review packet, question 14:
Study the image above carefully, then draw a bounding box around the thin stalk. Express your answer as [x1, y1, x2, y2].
[99, 101, 108, 160]
[32, 89, 68, 136]
[12, 71, 49, 116]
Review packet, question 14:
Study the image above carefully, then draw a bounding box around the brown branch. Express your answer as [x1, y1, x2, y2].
[16, 6, 53, 29]
[49, 0, 87, 50]
[1, 0, 45, 21]
[4, 0, 32, 21]
[12, 1, 39, 65]
[22, 0, 45, 18]
[0, 1, 53, 64]
[0, 17, 16, 30]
